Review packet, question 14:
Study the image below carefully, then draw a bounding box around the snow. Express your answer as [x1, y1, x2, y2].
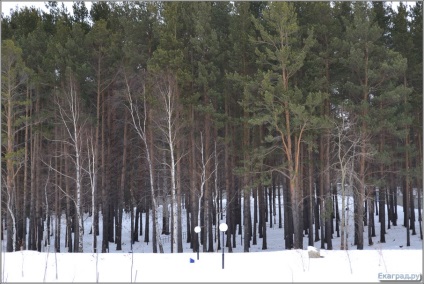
[1, 201, 423, 282]
[1, 248, 422, 282]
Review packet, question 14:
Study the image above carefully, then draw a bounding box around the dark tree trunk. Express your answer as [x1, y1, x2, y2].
[364, 196, 368, 227]
[260, 186, 267, 250]
[410, 186, 416, 235]
[318, 136, 325, 249]
[46, 214, 51, 247]
[134, 206, 139, 242]
[314, 177, 320, 242]
[37, 214, 43, 252]
[189, 178, 197, 252]
[29, 126, 39, 251]
[139, 203, 143, 237]
[393, 186, 398, 225]
[389, 171, 397, 226]
[224, 99, 233, 252]
[95, 197, 100, 237]
[101, 203, 109, 253]
[404, 127, 412, 246]
[417, 183, 422, 240]
[54, 158, 61, 252]
[108, 205, 114, 244]
[283, 176, 293, 249]
[16, 168, 23, 251]
[371, 188, 376, 237]
[405, 183, 410, 246]
[272, 179, 276, 227]
[73, 213, 79, 253]
[386, 186, 391, 230]
[368, 191, 374, 246]
[403, 186, 408, 228]
[207, 197, 214, 252]
[253, 187, 258, 244]
[278, 181, 282, 229]
[6, 207, 14, 252]
[303, 177, 309, 236]
[162, 196, 169, 235]
[189, 187, 196, 251]
[404, 158, 411, 247]
[243, 184, 251, 252]
[334, 185, 340, 238]
[268, 185, 273, 226]
[186, 195, 191, 244]
[64, 142, 73, 253]
[145, 202, 150, 244]
[101, 97, 109, 253]
[20, 86, 31, 251]
[379, 187, 386, 243]
[176, 134, 183, 253]
[375, 190, 379, 216]
[130, 204, 134, 247]
[237, 183, 242, 238]
[258, 186, 264, 240]
[115, 207, 122, 251]
[324, 137, 332, 250]
[319, 183, 326, 248]
[232, 128, 238, 249]
[308, 147, 314, 246]
[353, 188, 358, 247]
[116, 115, 128, 251]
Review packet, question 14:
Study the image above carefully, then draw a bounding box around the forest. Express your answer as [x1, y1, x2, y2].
[1, 1, 422, 254]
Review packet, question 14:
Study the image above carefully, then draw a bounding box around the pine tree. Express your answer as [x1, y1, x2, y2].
[1, 39, 29, 252]
[250, 2, 324, 249]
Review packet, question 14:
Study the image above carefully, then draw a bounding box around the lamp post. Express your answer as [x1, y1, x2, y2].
[219, 223, 228, 269]
[194, 226, 201, 260]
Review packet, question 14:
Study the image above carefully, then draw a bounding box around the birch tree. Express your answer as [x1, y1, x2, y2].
[124, 70, 164, 253]
[84, 127, 98, 253]
[332, 109, 374, 250]
[154, 73, 184, 253]
[196, 132, 216, 251]
[340, 2, 411, 249]
[53, 71, 85, 253]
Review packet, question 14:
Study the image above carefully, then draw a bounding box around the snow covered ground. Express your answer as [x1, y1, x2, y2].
[2, 248, 421, 282]
[1, 199, 423, 282]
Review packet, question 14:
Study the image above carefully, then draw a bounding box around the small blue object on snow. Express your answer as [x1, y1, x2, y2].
[190, 258, 195, 263]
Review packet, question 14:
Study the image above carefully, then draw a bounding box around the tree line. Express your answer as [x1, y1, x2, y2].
[1, 1, 422, 253]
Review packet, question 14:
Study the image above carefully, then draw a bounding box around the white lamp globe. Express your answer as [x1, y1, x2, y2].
[219, 223, 228, 232]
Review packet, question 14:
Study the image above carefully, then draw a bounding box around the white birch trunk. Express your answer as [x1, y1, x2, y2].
[72, 85, 84, 253]
[198, 132, 206, 230]
[213, 141, 219, 251]
[146, 144, 164, 253]
[333, 114, 367, 250]
[125, 75, 163, 253]
[197, 132, 217, 250]
[56, 75, 84, 253]
[165, 87, 178, 253]
[86, 134, 97, 253]
[92, 171, 96, 253]
[6, 191, 16, 252]
[44, 168, 51, 249]
[337, 119, 347, 250]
